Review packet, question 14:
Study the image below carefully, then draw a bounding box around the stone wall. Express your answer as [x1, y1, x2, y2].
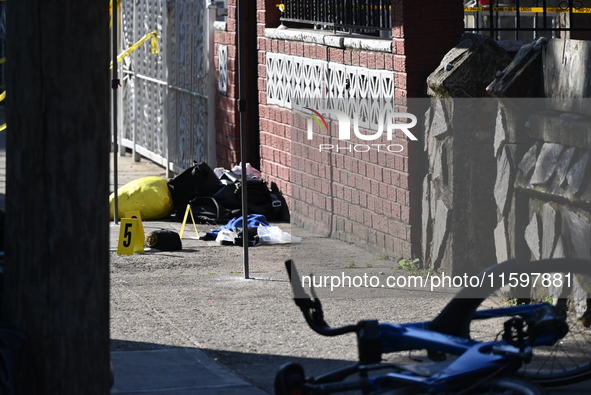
[492, 39, 591, 265]
[492, 103, 591, 261]
[422, 34, 511, 276]
[423, 37, 591, 277]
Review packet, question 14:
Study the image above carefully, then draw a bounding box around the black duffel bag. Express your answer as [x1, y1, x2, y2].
[167, 162, 222, 218]
[189, 196, 241, 224]
[234, 179, 282, 220]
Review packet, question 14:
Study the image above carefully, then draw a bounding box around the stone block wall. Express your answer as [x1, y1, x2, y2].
[492, 39, 591, 266]
[422, 99, 501, 276]
[424, 36, 591, 278]
[422, 35, 512, 276]
[494, 105, 591, 264]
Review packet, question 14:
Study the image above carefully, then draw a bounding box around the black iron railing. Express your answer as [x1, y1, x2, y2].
[280, 0, 392, 36]
[464, 0, 591, 40]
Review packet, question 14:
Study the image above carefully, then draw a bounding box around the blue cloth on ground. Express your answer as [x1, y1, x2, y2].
[203, 214, 269, 240]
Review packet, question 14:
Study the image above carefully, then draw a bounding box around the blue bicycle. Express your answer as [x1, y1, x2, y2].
[275, 258, 591, 394]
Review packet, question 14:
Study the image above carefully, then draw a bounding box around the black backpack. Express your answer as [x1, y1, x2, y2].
[167, 162, 222, 219]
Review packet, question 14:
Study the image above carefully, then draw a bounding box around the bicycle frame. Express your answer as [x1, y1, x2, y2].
[382, 301, 562, 353]
[282, 260, 568, 394]
[282, 320, 539, 394]
[374, 321, 531, 392]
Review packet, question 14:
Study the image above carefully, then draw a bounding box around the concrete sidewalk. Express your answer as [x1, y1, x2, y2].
[1, 132, 587, 394]
[109, 152, 270, 394]
[0, 127, 270, 393]
[108, 152, 591, 395]
[110, 348, 268, 395]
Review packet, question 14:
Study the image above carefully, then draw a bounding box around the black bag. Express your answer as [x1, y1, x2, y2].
[235, 179, 282, 220]
[189, 196, 241, 224]
[145, 229, 182, 251]
[212, 184, 242, 210]
[167, 162, 222, 218]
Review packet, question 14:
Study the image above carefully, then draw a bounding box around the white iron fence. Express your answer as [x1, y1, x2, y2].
[118, 0, 216, 175]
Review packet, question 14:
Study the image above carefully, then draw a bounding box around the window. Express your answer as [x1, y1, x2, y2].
[280, 0, 392, 37]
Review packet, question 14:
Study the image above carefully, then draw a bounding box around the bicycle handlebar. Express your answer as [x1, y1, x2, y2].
[285, 260, 358, 337]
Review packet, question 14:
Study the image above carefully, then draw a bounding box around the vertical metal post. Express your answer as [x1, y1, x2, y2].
[542, 0, 548, 36]
[515, 0, 520, 41]
[568, 0, 574, 34]
[489, 1, 494, 38]
[237, 0, 250, 279]
[207, 1, 217, 168]
[112, 0, 119, 225]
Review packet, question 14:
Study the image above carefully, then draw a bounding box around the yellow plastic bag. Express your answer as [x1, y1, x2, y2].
[109, 176, 174, 220]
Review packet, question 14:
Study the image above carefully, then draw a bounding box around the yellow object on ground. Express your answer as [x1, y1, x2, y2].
[117, 218, 138, 255]
[110, 176, 174, 220]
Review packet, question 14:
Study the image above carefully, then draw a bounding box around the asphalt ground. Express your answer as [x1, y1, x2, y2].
[107, 151, 591, 395]
[107, 152, 457, 394]
[0, 127, 588, 393]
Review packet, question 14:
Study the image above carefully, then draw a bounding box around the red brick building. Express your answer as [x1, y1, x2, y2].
[214, 1, 464, 259]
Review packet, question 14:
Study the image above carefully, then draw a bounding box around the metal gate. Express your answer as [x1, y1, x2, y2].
[119, 0, 215, 174]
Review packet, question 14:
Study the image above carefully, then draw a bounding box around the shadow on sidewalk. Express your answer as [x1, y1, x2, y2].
[110, 339, 355, 395]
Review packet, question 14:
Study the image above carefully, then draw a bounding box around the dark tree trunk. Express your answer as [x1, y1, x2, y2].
[3, 1, 111, 393]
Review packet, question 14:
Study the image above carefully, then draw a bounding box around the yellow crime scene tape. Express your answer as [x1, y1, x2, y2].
[0, 1, 156, 132]
[0, 24, 157, 131]
[110, 30, 159, 69]
[465, 6, 591, 13]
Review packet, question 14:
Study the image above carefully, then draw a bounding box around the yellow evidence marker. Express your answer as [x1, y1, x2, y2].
[117, 218, 138, 255]
[124, 211, 145, 253]
[179, 204, 200, 239]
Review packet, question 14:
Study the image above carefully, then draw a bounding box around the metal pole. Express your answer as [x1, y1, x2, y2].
[112, 0, 119, 225]
[207, 1, 217, 168]
[237, 0, 249, 279]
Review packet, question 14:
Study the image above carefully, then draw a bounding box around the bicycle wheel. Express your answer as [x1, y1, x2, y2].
[274, 362, 305, 395]
[376, 376, 545, 395]
[430, 258, 591, 387]
[461, 376, 546, 395]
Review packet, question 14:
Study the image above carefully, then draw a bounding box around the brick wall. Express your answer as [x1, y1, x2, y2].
[213, 0, 260, 169]
[219, 0, 464, 259]
[214, 11, 239, 168]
